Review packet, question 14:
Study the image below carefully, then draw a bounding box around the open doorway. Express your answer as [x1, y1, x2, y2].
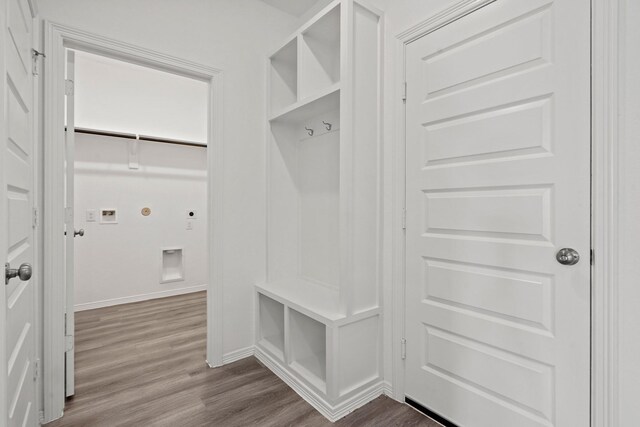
[43, 23, 224, 421]
[63, 49, 210, 397]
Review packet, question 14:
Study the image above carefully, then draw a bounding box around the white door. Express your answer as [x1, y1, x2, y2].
[64, 49, 76, 397]
[404, 1, 590, 426]
[1, 0, 39, 425]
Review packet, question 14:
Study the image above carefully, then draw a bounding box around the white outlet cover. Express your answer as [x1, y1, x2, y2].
[86, 209, 97, 222]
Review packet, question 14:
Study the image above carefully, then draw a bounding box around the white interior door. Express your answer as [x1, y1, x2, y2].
[64, 49, 76, 397]
[404, 1, 591, 426]
[1, 0, 38, 425]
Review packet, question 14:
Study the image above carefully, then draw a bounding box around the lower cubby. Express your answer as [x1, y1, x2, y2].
[255, 287, 383, 422]
[258, 294, 285, 361]
[289, 309, 327, 392]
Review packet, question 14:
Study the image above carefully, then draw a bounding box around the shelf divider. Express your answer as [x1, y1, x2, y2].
[269, 83, 340, 124]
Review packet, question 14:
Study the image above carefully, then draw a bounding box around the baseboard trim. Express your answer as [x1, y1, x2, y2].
[255, 346, 385, 422]
[74, 285, 207, 311]
[381, 381, 393, 397]
[222, 346, 255, 365]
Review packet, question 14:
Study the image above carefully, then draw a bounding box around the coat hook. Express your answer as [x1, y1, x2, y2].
[305, 126, 314, 136]
[323, 121, 332, 131]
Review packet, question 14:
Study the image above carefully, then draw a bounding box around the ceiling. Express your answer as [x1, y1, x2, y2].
[259, 0, 322, 17]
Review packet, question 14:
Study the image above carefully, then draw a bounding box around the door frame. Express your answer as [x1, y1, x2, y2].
[42, 21, 225, 422]
[389, 1, 622, 426]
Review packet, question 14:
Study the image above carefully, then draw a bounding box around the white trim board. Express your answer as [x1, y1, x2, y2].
[591, 0, 622, 426]
[254, 346, 386, 422]
[221, 346, 256, 365]
[73, 285, 207, 312]
[42, 21, 225, 423]
[389, 2, 622, 427]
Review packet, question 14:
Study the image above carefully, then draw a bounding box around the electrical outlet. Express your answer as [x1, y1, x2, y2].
[86, 209, 97, 222]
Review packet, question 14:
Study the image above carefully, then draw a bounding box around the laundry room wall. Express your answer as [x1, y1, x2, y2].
[73, 134, 208, 310]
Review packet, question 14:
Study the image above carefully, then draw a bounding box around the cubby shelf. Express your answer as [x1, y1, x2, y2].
[268, 83, 340, 124]
[257, 278, 342, 324]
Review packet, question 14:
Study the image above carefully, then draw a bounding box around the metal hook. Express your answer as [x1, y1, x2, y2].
[305, 126, 314, 137]
[323, 121, 332, 131]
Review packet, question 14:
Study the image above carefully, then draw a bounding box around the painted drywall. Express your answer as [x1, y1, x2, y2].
[37, 0, 299, 355]
[74, 50, 208, 143]
[73, 134, 207, 310]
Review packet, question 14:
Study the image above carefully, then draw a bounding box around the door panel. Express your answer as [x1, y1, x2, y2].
[404, 1, 590, 426]
[3, 0, 37, 425]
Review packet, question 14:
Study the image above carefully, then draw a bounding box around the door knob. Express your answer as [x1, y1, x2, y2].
[556, 248, 580, 265]
[5, 262, 32, 285]
[74, 229, 85, 237]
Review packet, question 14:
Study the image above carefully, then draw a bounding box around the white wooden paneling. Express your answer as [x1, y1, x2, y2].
[424, 258, 552, 331]
[422, 98, 551, 166]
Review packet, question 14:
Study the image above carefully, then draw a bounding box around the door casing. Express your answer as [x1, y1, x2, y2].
[388, 1, 623, 426]
[41, 22, 225, 422]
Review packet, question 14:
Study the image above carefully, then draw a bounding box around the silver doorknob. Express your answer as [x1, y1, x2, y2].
[74, 229, 85, 237]
[5, 262, 32, 285]
[556, 248, 580, 265]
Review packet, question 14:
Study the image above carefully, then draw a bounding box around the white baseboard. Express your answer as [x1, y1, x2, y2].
[381, 381, 393, 397]
[74, 284, 207, 311]
[222, 346, 255, 365]
[255, 346, 385, 422]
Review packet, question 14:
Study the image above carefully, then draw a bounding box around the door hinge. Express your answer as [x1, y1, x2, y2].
[400, 338, 407, 360]
[402, 81, 407, 102]
[590, 249, 594, 265]
[65, 79, 74, 96]
[32, 207, 38, 228]
[33, 358, 40, 381]
[32, 49, 45, 76]
[65, 313, 74, 351]
[402, 208, 407, 230]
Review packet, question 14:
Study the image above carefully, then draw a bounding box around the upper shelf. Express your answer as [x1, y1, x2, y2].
[269, 83, 340, 124]
[268, 1, 342, 117]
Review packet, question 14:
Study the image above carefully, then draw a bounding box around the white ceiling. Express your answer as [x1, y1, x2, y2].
[259, 0, 321, 17]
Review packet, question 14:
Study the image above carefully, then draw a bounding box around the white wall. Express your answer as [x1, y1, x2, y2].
[74, 51, 208, 143]
[73, 135, 207, 310]
[37, 0, 299, 356]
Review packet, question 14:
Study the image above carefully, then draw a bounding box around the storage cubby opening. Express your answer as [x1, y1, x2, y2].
[270, 38, 298, 113]
[298, 5, 341, 99]
[289, 309, 327, 390]
[259, 294, 285, 359]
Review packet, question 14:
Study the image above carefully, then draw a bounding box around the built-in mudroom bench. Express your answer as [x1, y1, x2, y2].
[254, 0, 383, 421]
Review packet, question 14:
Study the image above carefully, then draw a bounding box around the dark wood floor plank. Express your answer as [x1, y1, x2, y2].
[45, 292, 439, 427]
